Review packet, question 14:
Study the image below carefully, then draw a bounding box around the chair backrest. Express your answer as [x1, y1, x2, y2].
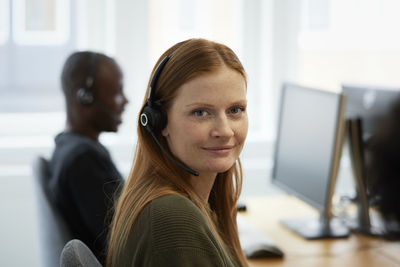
[33, 156, 73, 267]
[60, 239, 102, 267]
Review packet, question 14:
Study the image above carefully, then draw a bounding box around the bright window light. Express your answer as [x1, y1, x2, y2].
[0, 0, 9, 44]
[12, 0, 70, 45]
[299, 0, 400, 51]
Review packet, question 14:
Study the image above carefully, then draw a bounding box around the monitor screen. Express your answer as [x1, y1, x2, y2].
[342, 83, 400, 142]
[272, 83, 345, 212]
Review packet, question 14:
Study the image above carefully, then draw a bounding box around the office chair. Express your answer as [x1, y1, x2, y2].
[60, 239, 102, 267]
[32, 156, 73, 267]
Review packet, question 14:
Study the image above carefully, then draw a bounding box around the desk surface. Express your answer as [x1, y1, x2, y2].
[241, 195, 400, 267]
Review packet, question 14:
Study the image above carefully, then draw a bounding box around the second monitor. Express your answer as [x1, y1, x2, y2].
[272, 83, 349, 239]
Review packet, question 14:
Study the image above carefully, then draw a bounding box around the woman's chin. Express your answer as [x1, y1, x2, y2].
[196, 162, 236, 175]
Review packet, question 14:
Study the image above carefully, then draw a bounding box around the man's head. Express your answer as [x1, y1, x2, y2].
[61, 51, 128, 139]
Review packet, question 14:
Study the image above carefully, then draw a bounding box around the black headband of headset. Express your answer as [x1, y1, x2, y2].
[147, 54, 172, 107]
[140, 52, 200, 176]
[85, 52, 98, 89]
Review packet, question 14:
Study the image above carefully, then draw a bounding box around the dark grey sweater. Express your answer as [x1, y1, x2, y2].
[113, 194, 237, 267]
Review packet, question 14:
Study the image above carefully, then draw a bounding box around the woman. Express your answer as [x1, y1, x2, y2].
[107, 38, 249, 266]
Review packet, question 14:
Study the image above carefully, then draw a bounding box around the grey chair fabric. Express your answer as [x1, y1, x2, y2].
[60, 239, 102, 267]
[33, 156, 73, 267]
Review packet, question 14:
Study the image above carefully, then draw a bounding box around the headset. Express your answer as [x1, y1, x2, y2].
[140, 55, 199, 176]
[77, 52, 97, 105]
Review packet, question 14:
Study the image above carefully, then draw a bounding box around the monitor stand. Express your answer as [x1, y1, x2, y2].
[344, 214, 385, 236]
[280, 215, 350, 239]
[346, 118, 385, 236]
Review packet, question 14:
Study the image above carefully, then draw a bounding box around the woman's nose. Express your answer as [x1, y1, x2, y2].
[210, 115, 234, 138]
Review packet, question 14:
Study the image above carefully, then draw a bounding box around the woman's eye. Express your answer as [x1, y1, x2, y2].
[193, 110, 208, 117]
[230, 106, 245, 114]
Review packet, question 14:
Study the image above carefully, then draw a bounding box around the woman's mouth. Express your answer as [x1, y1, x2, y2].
[202, 146, 234, 155]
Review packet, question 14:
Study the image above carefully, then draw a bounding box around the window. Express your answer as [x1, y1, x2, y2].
[148, 0, 242, 63]
[0, 0, 9, 44]
[298, 0, 400, 89]
[12, 0, 70, 45]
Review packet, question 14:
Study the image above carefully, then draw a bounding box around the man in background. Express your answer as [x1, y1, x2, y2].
[48, 51, 128, 263]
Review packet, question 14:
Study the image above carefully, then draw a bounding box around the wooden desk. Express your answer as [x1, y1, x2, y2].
[241, 195, 400, 267]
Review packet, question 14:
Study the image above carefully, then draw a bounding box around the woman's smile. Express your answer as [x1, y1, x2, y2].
[202, 145, 235, 156]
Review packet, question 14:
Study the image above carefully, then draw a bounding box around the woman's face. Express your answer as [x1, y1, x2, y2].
[162, 66, 248, 177]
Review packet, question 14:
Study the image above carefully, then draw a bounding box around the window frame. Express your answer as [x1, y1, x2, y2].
[0, 0, 10, 44]
[12, 0, 70, 46]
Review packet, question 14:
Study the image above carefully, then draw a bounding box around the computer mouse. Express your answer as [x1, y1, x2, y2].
[244, 243, 284, 259]
[237, 202, 247, 212]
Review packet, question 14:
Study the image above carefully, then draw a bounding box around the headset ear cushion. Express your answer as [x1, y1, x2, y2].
[141, 105, 167, 133]
[77, 87, 94, 105]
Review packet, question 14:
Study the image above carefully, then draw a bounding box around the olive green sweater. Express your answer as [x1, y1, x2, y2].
[113, 194, 237, 267]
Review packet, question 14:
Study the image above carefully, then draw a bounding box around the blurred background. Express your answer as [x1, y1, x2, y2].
[2, 0, 400, 266]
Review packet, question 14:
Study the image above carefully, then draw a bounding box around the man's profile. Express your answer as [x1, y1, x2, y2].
[48, 51, 128, 263]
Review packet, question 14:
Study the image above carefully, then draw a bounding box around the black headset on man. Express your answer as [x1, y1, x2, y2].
[77, 52, 98, 105]
[76, 52, 122, 127]
[140, 55, 199, 176]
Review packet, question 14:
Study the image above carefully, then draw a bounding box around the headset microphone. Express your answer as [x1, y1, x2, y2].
[140, 54, 199, 176]
[144, 124, 199, 176]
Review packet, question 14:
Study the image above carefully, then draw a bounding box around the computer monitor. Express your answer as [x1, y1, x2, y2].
[272, 83, 349, 239]
[342, 83, 400, 235]
[342, 83, 400, 142]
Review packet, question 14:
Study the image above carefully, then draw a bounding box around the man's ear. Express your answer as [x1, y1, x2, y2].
[161, 127, 169, 137]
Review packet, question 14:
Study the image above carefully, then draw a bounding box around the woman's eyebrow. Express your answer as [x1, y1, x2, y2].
[185, 103, 214, 108]
[185, 99, 247, 108]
